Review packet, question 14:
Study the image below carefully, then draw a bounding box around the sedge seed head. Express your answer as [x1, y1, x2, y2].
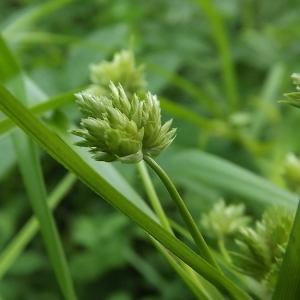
[87, 50, 146, 98]
[69, 82, 176, 163]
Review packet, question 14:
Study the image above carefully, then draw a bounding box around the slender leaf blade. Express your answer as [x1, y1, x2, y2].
[0, 33, 76, 300]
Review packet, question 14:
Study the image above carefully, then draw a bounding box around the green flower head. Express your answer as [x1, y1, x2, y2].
[230, 206, 294, 291]
[69, 82, 176, 164]
[87, 50, 146, 97]
[200, 199, 251, 239]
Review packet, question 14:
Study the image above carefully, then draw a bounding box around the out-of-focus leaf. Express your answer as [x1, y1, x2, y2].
[159, 149, 297, 209]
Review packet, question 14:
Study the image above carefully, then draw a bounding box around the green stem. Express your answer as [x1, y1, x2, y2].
[169, 218, 266, 298]
[11, 133, 77, 300]
[143, 155, 221, 272]
[0, 173, 76, 280]
[137, 161, 173, 233]
[138, 161, 215, 300]
[218, 238, 232, 265]
[272, 199, 300, 300]
[168, 217, 194, 241]
[148, 235, 213, 300]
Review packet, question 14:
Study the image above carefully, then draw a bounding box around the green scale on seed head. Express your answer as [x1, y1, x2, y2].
[280, 73, 300, 108]
[87, 50, 146, 98]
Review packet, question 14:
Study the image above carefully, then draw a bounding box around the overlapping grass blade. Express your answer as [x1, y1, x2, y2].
[0, 173, 76, 280]
[0, 88, 81, 137]
[0, 33, 76, 300]
[0, 83, 252, 300]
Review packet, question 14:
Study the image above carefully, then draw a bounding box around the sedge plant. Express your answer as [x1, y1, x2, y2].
[69, 50, 220, 271]
[0, 46, 250, 299]
[68, 80, 220, 272]
[68, 51, 300, 300]
[1, 45, 300, 300]
[197, 73, 300, 300]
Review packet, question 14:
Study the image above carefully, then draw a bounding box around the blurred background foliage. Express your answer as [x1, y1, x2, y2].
[1, 0, 300, 299]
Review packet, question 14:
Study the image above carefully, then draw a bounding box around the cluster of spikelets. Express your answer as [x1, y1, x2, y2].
[280, 73, 300, 108]
[87, 50, 146, 98]
[69, 82, 176, 163]
[230, 207, 294, 291]
[200, 200, 251, 239]
[200, 201, 294, 292]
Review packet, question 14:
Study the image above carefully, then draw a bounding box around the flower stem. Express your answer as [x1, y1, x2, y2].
[143, 155, 221, 272]
[137, 161, 173, 233]
[137, 161, 218, 300]
[148, 235, 215, 300]
[218, 238, 232, 265]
